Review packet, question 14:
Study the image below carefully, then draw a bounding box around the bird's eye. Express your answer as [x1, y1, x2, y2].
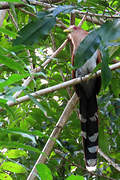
[73, 26, 77, 30]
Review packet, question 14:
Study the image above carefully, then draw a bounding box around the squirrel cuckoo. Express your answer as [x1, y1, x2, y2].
[64, 25, 101, 171]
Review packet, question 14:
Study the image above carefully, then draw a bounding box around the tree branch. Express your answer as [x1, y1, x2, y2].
[75, 10, 120, 19]
[0, 62, 120, 112]
[78, 14, 104, 25]
[0, 2, 119, 20]
[78, 15, 87, 27]
[27, 93, 78, 180]
[98, 148, 120, 172]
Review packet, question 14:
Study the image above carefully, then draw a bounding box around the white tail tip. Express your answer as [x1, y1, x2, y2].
[86, 165, 97, 172]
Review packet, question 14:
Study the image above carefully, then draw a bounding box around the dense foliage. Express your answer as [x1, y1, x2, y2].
[0, 0, 120, 179]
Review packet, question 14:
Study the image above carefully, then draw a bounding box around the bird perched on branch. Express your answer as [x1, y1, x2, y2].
[64, 25, 101, 171]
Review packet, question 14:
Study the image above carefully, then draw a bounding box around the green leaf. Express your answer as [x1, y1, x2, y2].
[0, 173, 12, 180]
[13, 15, 56, 45]
[0, 102, 15, 119]
[66, 175, 84, 180]
[101, 50, 112, 89]
[110, 152, 120, 160]
[6, 86, 26, 96]
[0, 55, 25, 73]
[1, 162, 26, 173]
[4, 149, 27, 159]
[74, 30, 101, 68]
[110, 77, 120, 97]
[0, 98, 7, 104]
[0, 73, 29, 90]
[0, 28, 17, 38]
[36, 164, 53, 180]
[53, 5, 74, 16]
[0, 128, 42, 144]
[0, 128, 45, 138]
[28, 94, 47, 115]
[98, 19, 120, 44]
[9, 130, 36, 143]
[99, 116, 109, 154]
[0, 141, 40, 153]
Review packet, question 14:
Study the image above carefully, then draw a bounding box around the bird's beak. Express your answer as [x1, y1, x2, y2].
[63, 28, 71, 32]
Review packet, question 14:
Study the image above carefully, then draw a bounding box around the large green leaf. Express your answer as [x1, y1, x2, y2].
[0, 141, 40, 153]
[0, 55, 25, 73]
[0, 162, 26, 173]
[28, 94, 47, 115]
[75, 19, 120, 68]
[0, 73, 29, 90]
[0, 100, 15, 118]
[98, 19, 120, 44]
[0, 128, 45, 142]
[4, 149, 27, 159]
[0, 28, 17, 38]
[36, 164, 53, 180]
[74, 30, 101, 67]
[0, 173, 12, 180]
[101, 50, 112, 89]
[53, 5, 74, 16]
[13, 15, 56, 45]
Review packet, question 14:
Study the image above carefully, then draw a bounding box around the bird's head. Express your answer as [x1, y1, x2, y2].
[64, 25, 88, 51]
[64, 25, 80, 33]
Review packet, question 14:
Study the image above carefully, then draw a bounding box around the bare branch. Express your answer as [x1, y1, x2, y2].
[18, 7, 36, 17]
[27, 93, 78, 180]
[70, 12, 75, 25]
[0, 1, 56, 10]
[0, 1, 119, 20]
[0, 3, 25, 10]
[78, 14, 105, 25]
[8, 10, 19, 30]
[75, 10, 120, 19]
[98, 148, 120, 172]
[1, 62, 120, 112]
[78, 15, 86, 27]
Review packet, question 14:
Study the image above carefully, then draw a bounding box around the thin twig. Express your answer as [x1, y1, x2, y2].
[98, 148, 120, 172]
[76, 10, 120, 19]
[8, 10, 19, 30]
[70, 12, 75, 25]
[0, 62, 120, 112]
[18, 7, 36, 17]
[78, 14, 104, 25]
[78, 14, 87, 27]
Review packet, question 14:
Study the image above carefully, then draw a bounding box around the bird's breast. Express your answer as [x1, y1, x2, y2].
[75, 50, 98, 98]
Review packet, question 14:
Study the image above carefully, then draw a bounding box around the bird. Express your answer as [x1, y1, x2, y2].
[64, 25, 101, 171]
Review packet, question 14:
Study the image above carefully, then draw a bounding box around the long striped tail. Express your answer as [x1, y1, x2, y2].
[80, 94, 99, 171]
